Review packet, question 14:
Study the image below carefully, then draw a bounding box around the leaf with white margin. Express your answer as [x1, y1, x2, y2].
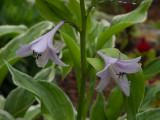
[0, 25, 27, 37]
[0, 110, 15, 120]
[96, 0, 152, 50]
[6, 62, 75, 120]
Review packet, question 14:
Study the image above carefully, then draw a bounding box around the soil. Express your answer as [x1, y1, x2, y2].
[148, 0, 160, 21]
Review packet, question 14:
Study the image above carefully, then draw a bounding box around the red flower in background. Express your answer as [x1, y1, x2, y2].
[137, 37, 151, 52]
[148, 79, 156, 84]
[125, 4, 131, 13]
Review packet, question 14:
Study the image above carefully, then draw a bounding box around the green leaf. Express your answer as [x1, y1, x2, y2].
[143, 57, 160, 80]
[0, 25, 27, 37]
[137, 108, 160, 120]
[106, 88, 124, 120]
[36, 0, 74, 23]
[4, 87, 35, 118]
[87, 18, 116, 51]
[91, 0, 97, 4]
[34, 64, 55, 82]
[96, 0, 152, 50]
[87, 23, 104, 44]
[86, 22, 104, 53]
[36, 0, 60, 22]
[88, 48, 144, 120]
[103, 35, 116, 48]
[61, 49, 73, 79]
[61, 24, 78, 42]
[61, 31, 81, 69]
[123, 69, 144, 120]
[118, 114, 127, 120]
[0, 21, 53, 85]
[88, 57, 105, 71]
[140, 84, 160, 110]
[36, 0, 79, 42]
[36, 0, 78, 41]
[0, 95, 5, 110]
[24, 105, 41, 120]
[0, 110, 15, 120]
[68, 0, 81, 28]
[90, 93, 107, 120]
[16, 118, 25, 120]
[4, 65, 56, 118]
[6, 62, 75, 120]
[86, 13, 93, 35]
[86, 19, 116, 53]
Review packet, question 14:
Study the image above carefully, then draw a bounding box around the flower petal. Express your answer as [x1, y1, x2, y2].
[48, 21, 65, 36]
[47, 39, 60, 53]
[16, 44, 32, 57]
[36, 55, 49, 68]
[46, 21, 65, 46]
[29, 36, 43, 44]
[110, 71, 130, 96]
[119, 56, 141, 64]
[109, 65, 130, 96]
[114, 75, 130, 96]
[96, 65, 109, 77]
[96, 69, 110, 91]
[96, 51, 117, 65]
[115, 62, 141, 73]
[35, 49, 50, 68]
[31, 39, 48, 53]
[30, 21, 65, 48]
[50, 49, 68, 66]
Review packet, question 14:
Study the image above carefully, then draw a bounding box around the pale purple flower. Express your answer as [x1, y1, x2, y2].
[96, 51, 141, 96]
[16, 21, 68, 68]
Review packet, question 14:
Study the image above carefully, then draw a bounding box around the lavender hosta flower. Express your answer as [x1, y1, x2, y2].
[96, 52, 141, 96]
[16, 21, 68, 68]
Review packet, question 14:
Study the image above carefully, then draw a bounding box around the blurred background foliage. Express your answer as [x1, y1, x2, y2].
[0, 0, 43, 26]
[0, 0, 45, 96]
[0, 0, 44, 48]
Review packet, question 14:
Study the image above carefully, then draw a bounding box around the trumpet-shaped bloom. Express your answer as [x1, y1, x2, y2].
[96, 52, 141, 96]
[16, 21, 68, 68]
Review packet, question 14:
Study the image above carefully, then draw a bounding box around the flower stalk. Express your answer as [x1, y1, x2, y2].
[77, 0, 88, 119]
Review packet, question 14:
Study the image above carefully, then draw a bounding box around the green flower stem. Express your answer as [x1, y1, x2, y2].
[77, 0, 87, 119]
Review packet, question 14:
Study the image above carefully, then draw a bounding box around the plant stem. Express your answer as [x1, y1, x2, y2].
[77, 0, 87, 119]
